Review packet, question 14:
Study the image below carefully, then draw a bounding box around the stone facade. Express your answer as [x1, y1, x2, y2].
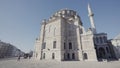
[34, 5, 115, 61]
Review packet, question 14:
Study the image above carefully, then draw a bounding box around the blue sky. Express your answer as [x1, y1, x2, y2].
[0, 0, 120, 52]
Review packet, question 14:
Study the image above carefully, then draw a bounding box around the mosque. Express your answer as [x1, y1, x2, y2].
[34, 4, 116, 61]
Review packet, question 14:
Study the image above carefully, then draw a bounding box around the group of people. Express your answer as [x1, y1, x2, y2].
[17, 53, 32, 61]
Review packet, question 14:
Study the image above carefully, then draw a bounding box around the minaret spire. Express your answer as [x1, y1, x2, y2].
[88, 3, 97, 34]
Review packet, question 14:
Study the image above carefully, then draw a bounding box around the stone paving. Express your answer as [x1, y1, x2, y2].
[0, 58, 120, 68]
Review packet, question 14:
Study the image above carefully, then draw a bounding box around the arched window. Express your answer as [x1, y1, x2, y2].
[52, 53, 55, 59]
[42, 42, 46, 49]
[43, 53, 45, 59]
[67, 53, 70, 60]
[72, 53, 75, 59]
[69, 42, 72, 49]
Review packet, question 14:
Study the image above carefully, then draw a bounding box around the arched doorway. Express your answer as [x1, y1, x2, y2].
[83, 53, 88, 60]
[98, 47, 106, 59]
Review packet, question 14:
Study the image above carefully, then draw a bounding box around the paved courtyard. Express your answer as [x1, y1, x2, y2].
[0, 58, 120, 68]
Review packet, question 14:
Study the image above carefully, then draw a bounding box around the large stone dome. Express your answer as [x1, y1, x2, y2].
[44, 8, 82, 25]
[51, 8, 80, 20]
[54, 9, 76, 16]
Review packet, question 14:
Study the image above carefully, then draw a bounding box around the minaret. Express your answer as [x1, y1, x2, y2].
[88, 3, 97, 34]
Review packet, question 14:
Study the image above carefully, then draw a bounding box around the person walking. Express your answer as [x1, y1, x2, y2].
[17, 55, 21, 61]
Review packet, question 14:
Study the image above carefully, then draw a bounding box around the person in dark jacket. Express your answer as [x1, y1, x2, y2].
[17, 55, 21, 61]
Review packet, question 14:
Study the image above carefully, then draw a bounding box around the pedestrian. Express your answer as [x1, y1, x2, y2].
[28, 54, 31, 59]
[17, 55, 21, 61]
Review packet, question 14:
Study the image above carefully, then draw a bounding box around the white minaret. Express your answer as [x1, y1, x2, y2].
[88, 3, 97, 34]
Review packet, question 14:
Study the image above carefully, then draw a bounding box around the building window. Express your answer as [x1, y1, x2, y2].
[106, 47, 109, 53]
[96, 37, 99, 43]
[52, 53, 55, 59]
[67, 53, 70, 60]
[42, 42, 46, 49]
[43, 53, 45, 59]
[69, 42, 72, 49]
[72, 53, 75, 59]
[100, 37, 103, 43]
[103, 36, 107, 43]
[53, 41, 56, 48]
[64, 42, 66, 49]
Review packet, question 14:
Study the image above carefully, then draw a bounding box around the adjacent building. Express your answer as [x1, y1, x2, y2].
[0, 40, 24, 58]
